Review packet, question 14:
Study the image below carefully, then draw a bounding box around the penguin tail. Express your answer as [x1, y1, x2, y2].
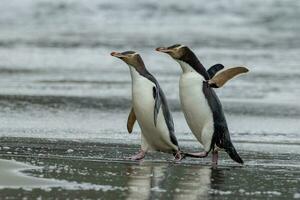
[225, 146, 244, 164]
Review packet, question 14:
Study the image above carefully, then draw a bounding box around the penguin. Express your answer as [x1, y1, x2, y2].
[111, 51, 182, 161]
[156, 44, 248, 165]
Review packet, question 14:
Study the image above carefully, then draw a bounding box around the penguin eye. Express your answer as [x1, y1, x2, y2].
[168, 44, 181, 49]
[122, 51, 136, 56]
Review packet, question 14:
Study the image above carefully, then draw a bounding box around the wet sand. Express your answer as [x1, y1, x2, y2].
[0, 138, 299, 199]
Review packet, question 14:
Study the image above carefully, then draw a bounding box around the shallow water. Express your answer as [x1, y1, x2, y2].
[0, 0, 300, 199]
[0, 138, 300, 199]
[0, 159, 67, 189]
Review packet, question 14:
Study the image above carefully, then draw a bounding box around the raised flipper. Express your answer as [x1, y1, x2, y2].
[208, 66, 249, 88]
[207, 64, 224, 79]
[127, 107, 136, 133]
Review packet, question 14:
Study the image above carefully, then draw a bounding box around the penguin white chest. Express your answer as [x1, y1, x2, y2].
[179, 72, 214, 151]
[131, 77, 177, 152]
[132, 78, 155, 127]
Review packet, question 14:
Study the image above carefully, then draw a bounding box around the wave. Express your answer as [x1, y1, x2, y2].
[0, 1, 299, 49]
[0, 94, 299, 117]
[0, 34, 299, 50]
[0, 67, 41, 74]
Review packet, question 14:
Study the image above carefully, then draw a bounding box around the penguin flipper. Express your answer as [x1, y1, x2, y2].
[153, 86, 162, 127]
[207, 64, 224, 79]
[159, 90, 179, 147]
[151, 78, 179, 148]
[127, 107, 136, 133]
[208, 66, 249, 88]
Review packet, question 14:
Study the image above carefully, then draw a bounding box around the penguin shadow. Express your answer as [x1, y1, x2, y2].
[124, 162, 225, 200]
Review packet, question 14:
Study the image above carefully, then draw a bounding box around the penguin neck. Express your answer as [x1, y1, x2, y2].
[128, 65, 141, 82]
[178, 52, 210, 80]
[128, 65, 152, 83]
[128, 64, 157, 91]
[177, 60, 197, 74]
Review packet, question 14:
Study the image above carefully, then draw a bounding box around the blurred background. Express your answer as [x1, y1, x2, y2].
[0, 0, 299, 147]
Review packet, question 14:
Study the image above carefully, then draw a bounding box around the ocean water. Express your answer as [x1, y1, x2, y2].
[0, 0, 299, 145]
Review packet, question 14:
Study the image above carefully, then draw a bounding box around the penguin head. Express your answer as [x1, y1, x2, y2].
[156, 44, 209, 79]
[155, 44, 189, 60]
[111, 51, 145, 70]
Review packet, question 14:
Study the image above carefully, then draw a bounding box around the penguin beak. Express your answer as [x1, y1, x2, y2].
[111, 51, 126, 58]
[155, 47, 173, 53]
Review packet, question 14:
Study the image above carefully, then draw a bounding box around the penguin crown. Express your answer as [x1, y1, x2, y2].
[111, 51, 145, 69]
[156, 44, 188, 60]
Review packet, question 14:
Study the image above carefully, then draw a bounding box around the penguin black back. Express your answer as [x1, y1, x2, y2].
[202, 82, 243, 164]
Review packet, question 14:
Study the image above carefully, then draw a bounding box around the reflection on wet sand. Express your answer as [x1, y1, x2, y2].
[126, 164, 152, 200]
[126, 164, 167, 200]
[125, 163, 225, 200]
[173, 166, 211, 200]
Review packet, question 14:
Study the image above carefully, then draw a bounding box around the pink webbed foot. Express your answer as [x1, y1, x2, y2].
[128, 150, 146, 161]
[184, 151, 209, 158]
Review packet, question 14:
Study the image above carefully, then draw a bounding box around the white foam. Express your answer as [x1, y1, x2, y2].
[0, 159, 128, 191]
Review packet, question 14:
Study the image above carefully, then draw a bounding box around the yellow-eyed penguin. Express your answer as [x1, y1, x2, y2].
[111, 51, 182, 161]
[156, 44, 248, 165]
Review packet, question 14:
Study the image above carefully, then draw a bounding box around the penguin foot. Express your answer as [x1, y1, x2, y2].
[129, 150, 145, 161]
[173, 151, 183, 162]
[184, 151, 208, 158]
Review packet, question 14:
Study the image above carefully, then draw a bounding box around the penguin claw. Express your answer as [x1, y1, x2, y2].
[173, 151, 183, 162]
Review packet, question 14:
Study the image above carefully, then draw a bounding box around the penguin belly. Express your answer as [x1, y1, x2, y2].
[179, 72, 214, 151]
[132, 77, 178, 152]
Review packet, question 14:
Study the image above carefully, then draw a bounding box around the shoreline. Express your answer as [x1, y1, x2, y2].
[0, 159, 63, 189]
[0, 139, 299, 199]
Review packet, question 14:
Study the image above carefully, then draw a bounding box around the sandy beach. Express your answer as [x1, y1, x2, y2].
[0, 138, 300, 199]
